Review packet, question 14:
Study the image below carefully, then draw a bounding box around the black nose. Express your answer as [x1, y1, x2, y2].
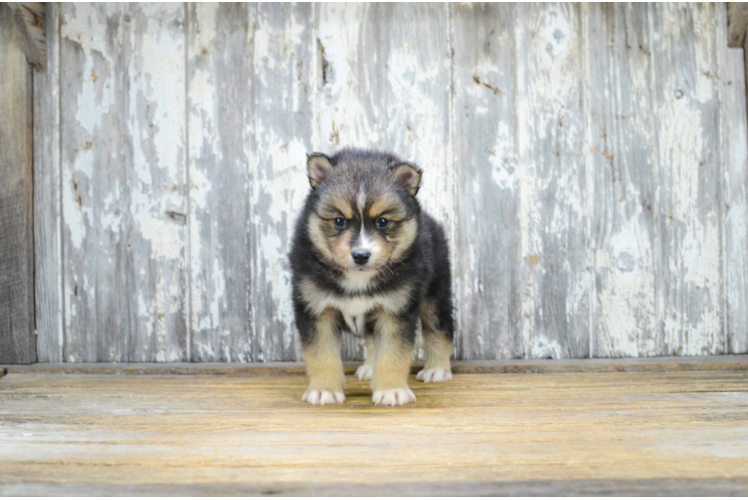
[352, 250, 370, 265]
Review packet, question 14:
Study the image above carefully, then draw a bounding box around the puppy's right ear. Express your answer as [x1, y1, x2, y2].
[307, 153, 333, 189]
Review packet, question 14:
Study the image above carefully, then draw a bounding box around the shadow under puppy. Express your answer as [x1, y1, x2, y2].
[290, 148, 454, 406]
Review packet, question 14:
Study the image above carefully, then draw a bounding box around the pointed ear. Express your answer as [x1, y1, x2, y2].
[307, 153, 333, 189]
[392, 163, 422, 196]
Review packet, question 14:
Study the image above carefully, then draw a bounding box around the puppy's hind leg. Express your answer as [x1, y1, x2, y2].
[416, 298, 454, 383]
[301, 309, 346, 405]
[355, 335, 376, 381]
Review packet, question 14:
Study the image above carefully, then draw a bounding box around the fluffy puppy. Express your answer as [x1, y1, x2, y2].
[290, 148, 454, 406]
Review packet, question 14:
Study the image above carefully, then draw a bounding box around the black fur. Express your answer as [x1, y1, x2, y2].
[290, 148, 454, 348]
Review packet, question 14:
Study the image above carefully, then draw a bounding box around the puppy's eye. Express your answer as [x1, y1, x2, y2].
[375, 217, 389, 229]
[333, 217, 347, 228]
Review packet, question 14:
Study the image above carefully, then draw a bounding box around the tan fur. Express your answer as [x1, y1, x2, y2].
[389, 218, 417, 262]
[367, 194, 407, 221]
[301, 309, 345, 393]
[317, 194, 354, 220]
[420, 299, 453, 371]
[330, 230, 354, 267]
[370, 310, 413, 392]
[308, 213, 336, 263]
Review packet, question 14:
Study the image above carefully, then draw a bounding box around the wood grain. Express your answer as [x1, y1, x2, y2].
[8, 2, 46, 71]
[724, 19, 748, 355]
[187, 3, 254, 362]
[34, 3, 63, 363]
[727, 2, 748, 48]
[515, 3, 590, 359]
[0, 3, 35, 364]
[451, 4, 521, 360]
[651, 4, 725, 356]
[2, 478, 747, 497]
[59, 4, 189, 362]
[4, 354, 748, 376]
[60, 4, 129, 362]
[1, 365, 747, 495]
[585, 4, 659, 357]
[124, 4, 188, 362]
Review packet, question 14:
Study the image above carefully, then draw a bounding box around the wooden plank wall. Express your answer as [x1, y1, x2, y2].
[34, 3, 748, 362]
[0, 3, 36, 364]
[34, 3, 63, 364]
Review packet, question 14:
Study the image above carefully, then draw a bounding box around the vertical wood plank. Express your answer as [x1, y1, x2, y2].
[8, 2, 47, 71]
[515, 3, 590, 359]
[124, 3, 188, 362]
[34, 3, 64, 362]
[316, 3, 453, 360]
[585, 4, 660, 357]
[0, 3, 35, 364]
[723, 10, 748, 354]
[60, 4, 128, 362]
[251, 3, 314, 361]
[187, 3, 254, 361]
[651, 4, 724, 356]
[451, 4, 522, 360]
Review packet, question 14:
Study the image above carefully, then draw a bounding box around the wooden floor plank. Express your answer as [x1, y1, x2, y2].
[1, 366, 747, 495]
[3, 354, 748, 376]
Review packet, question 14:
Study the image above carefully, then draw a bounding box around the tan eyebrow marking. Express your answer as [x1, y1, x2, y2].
[368, 199, 406, 221]
[318, 195, 354, 220]
[335, 202, 354, 219]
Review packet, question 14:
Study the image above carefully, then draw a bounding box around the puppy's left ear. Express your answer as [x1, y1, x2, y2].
[392, 163, 422, 196]
[307, 153, 333, 189]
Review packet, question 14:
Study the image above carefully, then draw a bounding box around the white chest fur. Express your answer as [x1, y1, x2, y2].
[300, 279, 411, 335]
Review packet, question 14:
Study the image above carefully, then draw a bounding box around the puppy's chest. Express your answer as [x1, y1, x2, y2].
[335, 297, 375, 336]
[300, 279, 411, 336]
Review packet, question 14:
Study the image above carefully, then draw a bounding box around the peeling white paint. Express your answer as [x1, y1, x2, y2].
[47, 3, 747, 363]
[516, 4, 589, 359]
[529, 336, 564, 359]
[654, 3, 724, 356]
[720, 16, 748, 354]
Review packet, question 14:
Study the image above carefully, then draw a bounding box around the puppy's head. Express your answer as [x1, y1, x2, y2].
[305, 149, 421, 277]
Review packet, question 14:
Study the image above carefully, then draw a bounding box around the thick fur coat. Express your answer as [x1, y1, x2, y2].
[290, 148, 454, 406]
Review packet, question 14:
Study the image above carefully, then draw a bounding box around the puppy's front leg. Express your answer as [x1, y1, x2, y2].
[301, 309, 345, 405]
[371, 311, 416, 406]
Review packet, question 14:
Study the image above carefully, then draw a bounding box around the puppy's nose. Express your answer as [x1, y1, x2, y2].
[351, 250, 371, 265]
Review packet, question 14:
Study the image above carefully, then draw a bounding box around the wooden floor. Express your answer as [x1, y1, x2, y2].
[2, 356, 748, 496]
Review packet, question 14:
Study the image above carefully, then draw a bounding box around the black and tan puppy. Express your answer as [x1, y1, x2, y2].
[290, 148, 454, 406]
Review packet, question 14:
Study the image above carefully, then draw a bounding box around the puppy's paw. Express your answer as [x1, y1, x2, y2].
[355, 364, 374, 381]
[372, 388, 416, 406]
[416, 368, 453, 383]
[302, 389, 345, 405]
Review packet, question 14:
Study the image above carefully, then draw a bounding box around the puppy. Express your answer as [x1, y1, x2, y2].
[290, 148, 454, 406]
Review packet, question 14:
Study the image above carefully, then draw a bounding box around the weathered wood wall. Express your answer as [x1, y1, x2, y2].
[0, 3, 36, 364]
[34, 3, 748, 363]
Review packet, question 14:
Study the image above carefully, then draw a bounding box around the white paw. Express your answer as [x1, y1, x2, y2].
[416, 368, 453, 383]
[302, 389, 345, 405]
[355, 364, 374, 381]
[372, 388, 416, 406]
